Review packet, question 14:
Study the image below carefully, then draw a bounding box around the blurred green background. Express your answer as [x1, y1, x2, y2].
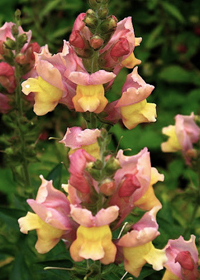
[0, 0, 200, 279]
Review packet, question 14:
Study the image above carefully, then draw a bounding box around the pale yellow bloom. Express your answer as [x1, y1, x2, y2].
[70, 225, 116, 264]
[161, 125, 182, 152]
[72, 84, 108, 113]
[22, 76, 63, 115]
[121, 99, 156, 129]
[123, 242, 167, 277]
[18, 212, 64, 254]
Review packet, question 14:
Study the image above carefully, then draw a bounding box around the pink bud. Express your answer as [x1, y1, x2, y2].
[90, 35, 104, 50]
[100, 179, 116, 196]
[69, 30, 85, 49]
[110, 38, 130, 58]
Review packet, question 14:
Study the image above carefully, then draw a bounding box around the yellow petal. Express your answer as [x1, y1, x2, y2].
[18, 212, 41, 234]
[35, 222, 64, 254]
[22, 77, 63, 115]
[144, 244, 167, 271]
[121, 99, 156, 129]
[18, 212, 64, 254]
[69, 142, 100, 159]
[123, 242, 151, 277]
[161, 125, 182, 152]
[70, 225, 116, 264]
[72, 84, 108, 113]
[121, 52, 141, 69]
[123, 242, 167, 277]
[134, 185, 162, 211]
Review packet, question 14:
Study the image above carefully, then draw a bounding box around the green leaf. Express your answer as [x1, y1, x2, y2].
[162, 2, 185, 23]
[40, 0, 62, 17]
[0, 168, 16, 195]
[46, 163, 63, 189]
[10, 251, 33, 280]
[158, 65, 192, 83]
[145, 24, 164, 49]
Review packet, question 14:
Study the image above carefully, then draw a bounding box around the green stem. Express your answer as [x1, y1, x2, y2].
[15, 66, 31, 188]
[184, 201, 199, 239]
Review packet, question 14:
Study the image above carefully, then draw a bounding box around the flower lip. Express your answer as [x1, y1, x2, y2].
[70, 205, 119, 227]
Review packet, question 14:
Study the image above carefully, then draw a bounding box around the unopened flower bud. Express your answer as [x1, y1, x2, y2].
[110, 38, 130, 58]
[15, 53, 26, 64]
[4, 38, 16, 50]
[185, 149, 198, 159]
[86, 162, 101, 181]
[69, 30, 85, 49]
[99, 15, 118, 33]
[17, 34, 28, 49]
[15, 9, 21, 22]
[98, 7, 109, 19]
[90, 35, 104, 50]
[11, 24, 19, 36]
[104, 156, 120, 176]
[84, 10, 98, 29]
[88, 0, 98, 9]
[5, 147, 14, 156]
[100, 179, 115, 196]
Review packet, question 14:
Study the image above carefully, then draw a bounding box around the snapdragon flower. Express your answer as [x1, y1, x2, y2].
[60, 126, 101, 159]
[115, 67, 156, 129]
[18, 176, 77, 253]
[162, 235, 199, 280]
[109, 148, 162, 227]
[117, 206, 167, 277]
[70, 205, 119, 264]
[161, 113, 200, 165]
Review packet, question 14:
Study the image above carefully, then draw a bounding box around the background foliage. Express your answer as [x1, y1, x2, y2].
[0, 0, 200, 279]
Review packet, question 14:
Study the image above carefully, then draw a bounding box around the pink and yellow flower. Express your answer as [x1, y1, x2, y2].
[70, 205, 119, 264]
[22, 41, 84, 115]
[66, 69, 116, 113]
[115, 67, 156, 129]
[161, 113, 200, 164]
[18, 175, 76, 253]
[162, 235, 199, 280]
[117, 206, 167, 277]
[109, 148, 162, 227]
[60, 126, 101, 159]
[99, 17, 141, 72]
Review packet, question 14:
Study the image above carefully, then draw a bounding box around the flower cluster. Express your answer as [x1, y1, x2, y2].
[21, 7, 156, 129]
[16, 0, 200, 279]
[18, 127, 199, 279]
[0, 20, 40, 113]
